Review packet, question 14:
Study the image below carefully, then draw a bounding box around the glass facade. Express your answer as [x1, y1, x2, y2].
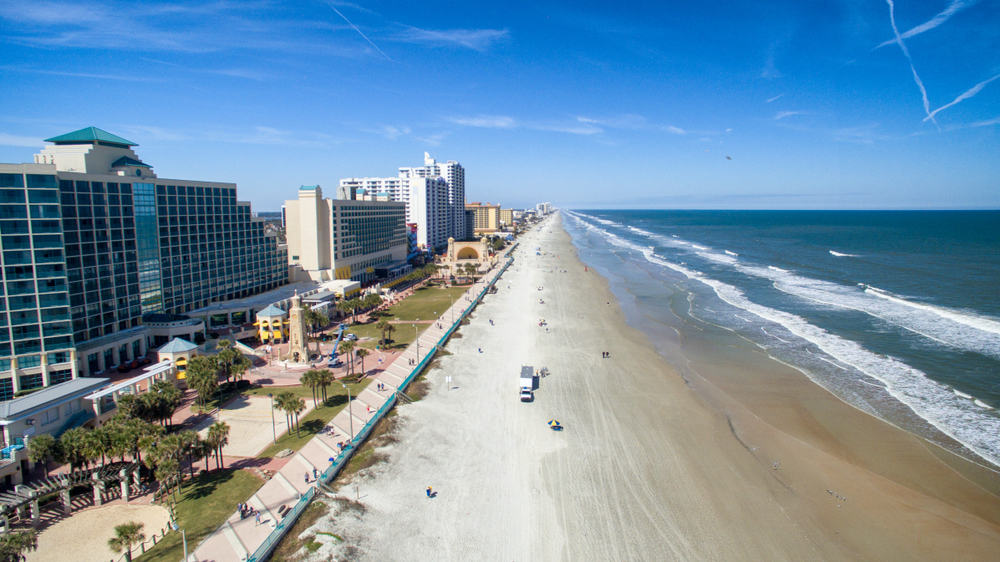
[154, 183, 286, 314]
[133, 182, 162, 313]
[59, 178, 140, 343]
[2, 143, 288, 393]
[0, 170, 74, 392]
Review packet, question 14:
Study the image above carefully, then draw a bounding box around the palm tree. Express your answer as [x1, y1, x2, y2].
[316, 369, 333, 403]
[230, 353, 251, 383]
[178, 430, 201, 477]
[216, 344, 241, 385]
[151, 380, 182, 427]
[206, 421, 230, 470]
[27, 434, 59, 478]
[339, 340, 355, 375]
[274, 392, 296, 437]
[375, 318, 392, 346]
[186, 355, 220, 408]
[108, 521, 145, 562]
[0, 529, 38, 561]
[300, 370, 320, 406]
[59, 427, 90, 470]
[82, 426, 109, 467]
[291, 397, 306, 437]
[356, 348, 370, 376]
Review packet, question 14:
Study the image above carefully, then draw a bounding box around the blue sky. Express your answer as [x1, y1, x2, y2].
[0, 0, 997, 210]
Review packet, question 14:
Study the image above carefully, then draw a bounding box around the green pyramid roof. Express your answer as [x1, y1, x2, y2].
[45, 127, 137, 147]
[158, 337, 198, 354]
[257, 304, 287, 318]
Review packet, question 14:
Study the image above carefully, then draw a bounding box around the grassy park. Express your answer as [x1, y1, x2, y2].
[345, 284, 469, 351]
[246, 380, 371, 457]
[139, 469, 263, 561]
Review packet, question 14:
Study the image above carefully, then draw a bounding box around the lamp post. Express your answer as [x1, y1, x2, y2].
[268, 393, 276, 443]
[341, 382, 354, 440]
[414, 319, 419, 362]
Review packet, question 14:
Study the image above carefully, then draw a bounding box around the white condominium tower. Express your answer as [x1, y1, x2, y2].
[339, 152, 466, 250]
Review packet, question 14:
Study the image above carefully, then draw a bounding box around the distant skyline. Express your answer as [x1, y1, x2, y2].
[0, 0, 998, 210]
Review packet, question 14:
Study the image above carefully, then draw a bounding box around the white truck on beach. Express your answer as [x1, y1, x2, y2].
[520, 365, 536, 402]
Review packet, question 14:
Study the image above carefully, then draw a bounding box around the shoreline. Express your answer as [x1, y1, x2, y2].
[308, 214, 1000, 560]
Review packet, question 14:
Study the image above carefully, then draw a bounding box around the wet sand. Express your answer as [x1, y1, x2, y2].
[308, 215, 1000, 561]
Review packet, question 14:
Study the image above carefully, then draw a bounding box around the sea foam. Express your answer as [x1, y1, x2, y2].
[569, 215, 1000, 468]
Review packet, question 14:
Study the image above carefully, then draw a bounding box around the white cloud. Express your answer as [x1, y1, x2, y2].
[774, 111, 805, 120]
[0, 133, 42, 147]
[392, 27, 508, 51]
[664, 125, 686, 135]
[766, 94, 784, 104]
[448, 115, 517, 129]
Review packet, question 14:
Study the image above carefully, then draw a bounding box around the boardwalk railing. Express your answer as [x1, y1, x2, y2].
[245, 256, 514, 562]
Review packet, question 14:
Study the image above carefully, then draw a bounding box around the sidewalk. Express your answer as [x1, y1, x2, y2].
[191, 265, 508, 561]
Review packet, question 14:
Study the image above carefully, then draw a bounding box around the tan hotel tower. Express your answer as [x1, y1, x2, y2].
[284, 185, 408, 284]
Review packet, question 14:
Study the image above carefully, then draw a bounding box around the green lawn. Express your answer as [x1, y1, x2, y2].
[343, 285, 469, 350]
[381, 285, 468, 321]
[245, 381, 370, 458]
[138, 469, 262, 561]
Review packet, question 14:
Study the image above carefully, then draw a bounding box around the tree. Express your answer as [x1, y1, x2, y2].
[59, 427, 90, 470]
[304, 307, 328, 336]
[108, 521, 145, 562]
[274, 392, 296, 437]
[290, 397, 306, 437]
[115, 393, 143, 420]
[0, 529, 37, 561]
[216, 343, 241, 385]
[356, 348, 370, 377]
[81, 426, 110, 467]
[27, 434, 59, 478]
[300, 370, 322, 406]
[339, 340, 356, 375]
[230, 353, 251, 383]
[375, 319, 392, 346]
[206, 421, 230, 470]
[179, 430, 201, 477]
[151, 380, 182, 427]
[186, 355, 220, 408]
[315, 369, 333, 403]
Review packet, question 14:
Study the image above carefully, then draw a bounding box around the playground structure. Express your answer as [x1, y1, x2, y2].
[0, 461, 141, 529]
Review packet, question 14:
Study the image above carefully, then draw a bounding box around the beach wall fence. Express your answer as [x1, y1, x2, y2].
[245, 255, 514, 562]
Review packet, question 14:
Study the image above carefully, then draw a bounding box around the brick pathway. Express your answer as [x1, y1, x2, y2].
[191, 267, 507, 561]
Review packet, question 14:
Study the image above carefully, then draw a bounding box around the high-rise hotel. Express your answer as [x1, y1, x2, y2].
[0, 127, 287, 398]
[338, 152, 466, 250]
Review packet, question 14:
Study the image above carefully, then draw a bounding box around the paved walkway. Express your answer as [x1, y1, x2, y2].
[191, 265, 508, 561]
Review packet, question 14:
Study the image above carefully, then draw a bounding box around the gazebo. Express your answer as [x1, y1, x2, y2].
[156, 337, 199, 381]
[255, 304, 288, 343]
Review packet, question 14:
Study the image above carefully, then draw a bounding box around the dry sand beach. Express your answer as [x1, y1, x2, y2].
[309, 215, 1000, 561]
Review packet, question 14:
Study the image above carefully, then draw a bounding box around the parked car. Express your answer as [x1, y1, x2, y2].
[344, 333, 358, 341]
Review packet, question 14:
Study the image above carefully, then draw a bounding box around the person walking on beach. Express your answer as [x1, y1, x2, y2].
[426, 486, 433, 498]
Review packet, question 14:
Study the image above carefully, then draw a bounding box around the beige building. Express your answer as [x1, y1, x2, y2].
[499, 208, 514, 228]
[285, 186, 408, 284]
[466, 202, 501, 234]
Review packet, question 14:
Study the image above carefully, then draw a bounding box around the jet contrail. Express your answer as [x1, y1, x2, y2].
[323, 1, 392, 61]
[876, 0, 978, 49]
[925, 73, 1000, 122]
[886, 0, 936, 125]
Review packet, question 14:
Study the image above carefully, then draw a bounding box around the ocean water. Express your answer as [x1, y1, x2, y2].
[562, 209, 1000, 469]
